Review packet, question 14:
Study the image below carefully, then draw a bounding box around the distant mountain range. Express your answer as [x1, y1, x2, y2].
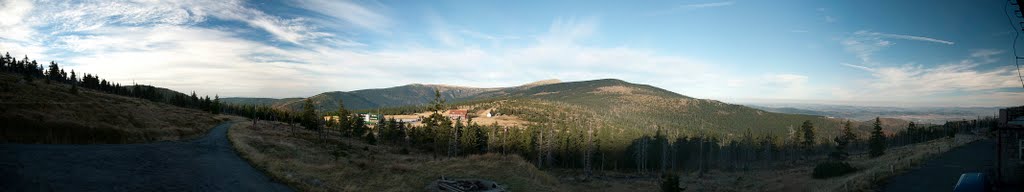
[223, 78, 883, 139]
[745, 103, 1001, 124]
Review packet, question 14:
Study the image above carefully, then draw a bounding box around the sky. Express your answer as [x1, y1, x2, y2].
[1, 0, 1022, 107]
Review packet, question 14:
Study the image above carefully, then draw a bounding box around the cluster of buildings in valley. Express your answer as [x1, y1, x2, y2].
[320, 109, 499, 127]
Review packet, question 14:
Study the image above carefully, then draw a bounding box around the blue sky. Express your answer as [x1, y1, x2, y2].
[0, 0, 1022, 107]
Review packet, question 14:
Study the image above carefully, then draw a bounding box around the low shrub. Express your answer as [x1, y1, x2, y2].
[812, 161, 857, 179]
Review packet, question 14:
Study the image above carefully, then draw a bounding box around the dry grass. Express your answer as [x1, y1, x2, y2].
[614, 134, 985, 192]
[0, 73, 221, 144]
[227, 118, 563, 191]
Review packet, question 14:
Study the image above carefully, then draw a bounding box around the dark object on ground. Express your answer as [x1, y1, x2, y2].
[953, 173, 991, 192]
[660, 173, 684, 192]
[812, 161, 857, 179]
[426, 176, 507, 192]
[0, 122, 291, 192]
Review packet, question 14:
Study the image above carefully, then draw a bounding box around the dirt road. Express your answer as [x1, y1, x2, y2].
[0, 122, 292, 191]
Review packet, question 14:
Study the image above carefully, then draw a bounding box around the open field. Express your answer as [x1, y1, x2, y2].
[0, 73, 221, 144]
[383, 106, 530, 127]
[226, 117, 563, 191]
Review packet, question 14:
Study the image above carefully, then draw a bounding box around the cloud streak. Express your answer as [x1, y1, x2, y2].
[682, 1, 735, 9]
[872, 32, 955, 45]
[646, 1, 735, 16]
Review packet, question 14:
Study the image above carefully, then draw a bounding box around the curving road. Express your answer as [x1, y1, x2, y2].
[882, 139, 995, 192]
[0, 122, 292, 192]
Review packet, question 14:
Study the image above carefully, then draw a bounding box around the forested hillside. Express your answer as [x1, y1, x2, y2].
[221, 80, 563, 112]
[223, 84, 497, 111]
[0, 52, 296, 143]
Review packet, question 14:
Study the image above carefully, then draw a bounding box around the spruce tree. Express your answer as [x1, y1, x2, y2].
[869, 117, 886, 158]
[336, 98, 350, 137]
[841, 120, 857, 144]
[473, 122, 488, 154]
[800, 120, 815, 154]
[353, 114, 366, 137]
[69, 70, 78, 94]
[301, 99, 319, 130]
[830, 120, 855, 160]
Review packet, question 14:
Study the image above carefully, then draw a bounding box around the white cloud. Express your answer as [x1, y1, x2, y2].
[2, 1, 1018, 108]
[833, 51, 1022, 105]
[292, 0, 391, 32]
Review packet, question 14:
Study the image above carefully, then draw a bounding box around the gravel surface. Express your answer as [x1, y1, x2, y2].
[882, 139, 995, 192]
[0, 122, 292, 192]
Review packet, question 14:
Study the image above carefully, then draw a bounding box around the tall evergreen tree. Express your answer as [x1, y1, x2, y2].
[69, 70, 78, 94]
[869, 117, 887, 158]
[830, 120, 855, 160]
[353, 113, 367, 137]
[800, 120, 815, 154]
[472, 122, 488, 154]
[337, 98, 352, 137]
[301, 99, 320, 130]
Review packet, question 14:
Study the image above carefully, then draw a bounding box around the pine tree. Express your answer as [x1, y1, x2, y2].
[301, 99, 319, 130]
[830, 120, 855, 160]
[473, 122, 488, 154]
[800, 120, 815, 155]
[869, 117, 886, 158]
[69, 70, 78, 94]
[337, 98, 351, 137]
[353, 114, 367, 137]
[450, 118, 464, 157]
[841, 120, 857, 145]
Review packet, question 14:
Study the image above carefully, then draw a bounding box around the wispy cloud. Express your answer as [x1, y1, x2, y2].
[833, 50, 1022, 105]
[292, 0, 391, 32]
[646, 1, 735, 16]
[841, 63, 874, 71]
[682, 1, 735, 9]
[841, 30, 955, 64]
[870, 32, 955, 45]
[824, 16, 837, 23]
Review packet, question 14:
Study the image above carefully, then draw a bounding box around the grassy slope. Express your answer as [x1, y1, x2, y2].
[227, 118, 563, 191]
[0, 73, 221, 144]
[470, 79, 856, 139]
[665, 134, 984, 192]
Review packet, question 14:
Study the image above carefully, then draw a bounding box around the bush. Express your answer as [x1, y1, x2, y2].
[660, 173, 683, 192]
[812, 161, 857, 179]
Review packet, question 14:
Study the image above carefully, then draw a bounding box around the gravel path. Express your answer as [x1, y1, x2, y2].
[882, 139, 995, 192]
[0, 122, 292, 192]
